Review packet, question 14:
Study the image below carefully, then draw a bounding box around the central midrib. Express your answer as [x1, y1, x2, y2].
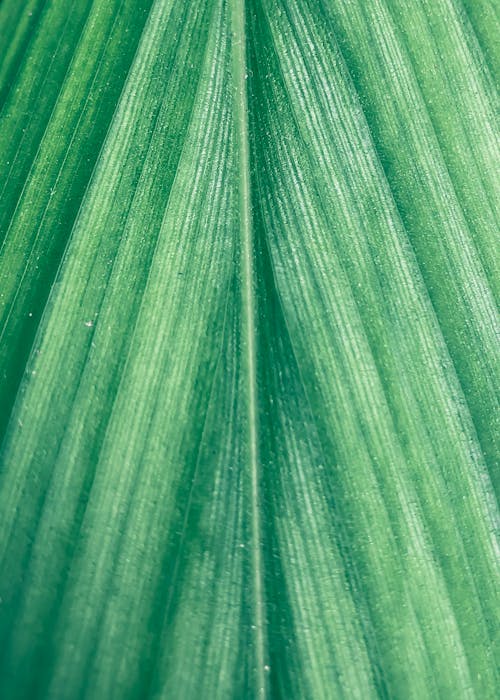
[230, 0, 268, 696]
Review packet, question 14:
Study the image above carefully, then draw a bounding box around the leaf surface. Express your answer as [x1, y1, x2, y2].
[0, 1, 498, 698]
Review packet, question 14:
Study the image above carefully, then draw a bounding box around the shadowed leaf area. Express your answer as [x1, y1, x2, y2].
[0, 0, 498, 698]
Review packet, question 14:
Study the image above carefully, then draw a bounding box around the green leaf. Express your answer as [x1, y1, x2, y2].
[0, 1, 498, 698]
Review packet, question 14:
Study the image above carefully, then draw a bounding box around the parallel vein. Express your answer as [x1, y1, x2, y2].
[0, 1, 498, 698]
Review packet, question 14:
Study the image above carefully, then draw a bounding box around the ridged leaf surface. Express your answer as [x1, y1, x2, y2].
[0, 1, 498, 698]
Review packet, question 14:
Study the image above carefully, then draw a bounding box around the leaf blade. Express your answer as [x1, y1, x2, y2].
[0, 1, 498, 698]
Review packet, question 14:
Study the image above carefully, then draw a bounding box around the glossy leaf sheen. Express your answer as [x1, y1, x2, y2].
[0, 1, 498, 698]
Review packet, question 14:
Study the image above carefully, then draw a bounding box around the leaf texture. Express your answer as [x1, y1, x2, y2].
[0, 1, 498, 698]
